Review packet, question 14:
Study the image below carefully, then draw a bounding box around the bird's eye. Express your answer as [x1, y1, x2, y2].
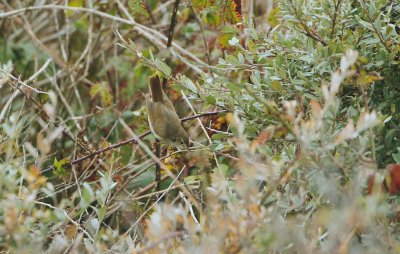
[181, 141, 184, 144]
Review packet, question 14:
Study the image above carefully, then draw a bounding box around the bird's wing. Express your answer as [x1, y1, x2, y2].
[161, 103, 185, 139]
[147, 101, 167, 139]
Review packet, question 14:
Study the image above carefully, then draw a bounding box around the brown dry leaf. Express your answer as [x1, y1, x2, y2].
[37, 132, 50, 156]
[5, 205, 18, 233]
[257, 126, 275, 145]
[114, 174, 123, 185]
[249, 139, 258, 153]
[29, 164, 41, 178]
[387, 164, 400, 194]
[310, 99, 322, 118]
[27, 164, 47, 188]
[66, 224, 77, 240]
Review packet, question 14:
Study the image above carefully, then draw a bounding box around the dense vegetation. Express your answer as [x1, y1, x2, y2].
[0, 0, 399, 253]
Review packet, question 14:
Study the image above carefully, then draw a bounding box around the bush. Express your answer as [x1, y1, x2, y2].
[0, 0, 399, 253]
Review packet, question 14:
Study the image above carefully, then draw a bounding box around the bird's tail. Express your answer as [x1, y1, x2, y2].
[149, 75, 163, 102]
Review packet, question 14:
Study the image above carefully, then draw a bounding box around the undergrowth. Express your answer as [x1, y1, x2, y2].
[0, 0, 399, 253]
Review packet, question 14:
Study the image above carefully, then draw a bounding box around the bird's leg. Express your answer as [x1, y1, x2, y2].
[155, 139, 161, 192]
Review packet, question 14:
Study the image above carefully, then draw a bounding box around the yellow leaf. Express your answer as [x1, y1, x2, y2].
[271, 80, 283, 91]
[267, 6, 281, 27]
[67, 0, 84, 16]
[90, 82, 113, 106]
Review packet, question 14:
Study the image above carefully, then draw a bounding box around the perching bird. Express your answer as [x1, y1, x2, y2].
[146, 75, 189, 149]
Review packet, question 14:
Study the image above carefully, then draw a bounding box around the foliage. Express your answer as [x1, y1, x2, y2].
[0, 0, 400, 253]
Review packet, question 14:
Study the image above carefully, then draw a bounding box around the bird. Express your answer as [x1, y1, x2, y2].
[146, 75, 189, 149]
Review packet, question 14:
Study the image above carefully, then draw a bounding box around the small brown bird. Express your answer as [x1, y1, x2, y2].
[146, 75, 189, 149]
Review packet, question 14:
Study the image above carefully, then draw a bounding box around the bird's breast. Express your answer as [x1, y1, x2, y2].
[148, 115, 163, 140]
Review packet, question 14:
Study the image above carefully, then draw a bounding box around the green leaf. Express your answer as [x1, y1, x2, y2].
[51, 209, 67, 222]
[80, 182, 95, 209]
[210, 142, 225, 151]
[226, 55, 239, 65]
[237, 53, 245, 64]
[184, 175, 202, 183]
[393, 152, 400, 164]
[212, 133, 229, 140]
[204, 95, 216, 105]
[128, 0, 148, 17]
[180, 75, 197, 93]
[267, 6, 280, 27]
[90, 82, 113, 106]
[202, 9, 221, 26]
[227, 82, 241, 91]
[98, 206, 106, 222]
[53, 158, 69, 177]
[193, 0, 213, 8]
[219, 164, 230, 177]
[155, 59, 171, 77]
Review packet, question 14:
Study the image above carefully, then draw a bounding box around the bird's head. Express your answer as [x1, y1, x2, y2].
[171, 130, 190, 150]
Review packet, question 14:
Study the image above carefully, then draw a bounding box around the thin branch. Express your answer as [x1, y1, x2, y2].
[330, 0, 343, 38]
[4, 78, 97, 166]
[0, 68, 51, 94]
[43, 110, 228, 171]
[34, 200, 94, 242]
[143, 0, 157, 25]
[0, 4, 210, 71]
[155, 138, 161, 191]
[156, 0, 180, 191]
[122, 166, 186, 238]
[135, 231, 184, 253]
[260, 147, 302, 204]
[189, 5, 211, 65]
[359, 0, 391, 52]
[181, 91, 221, 173]
[166, 0, 181, 49]
[288, 0, 327, 46]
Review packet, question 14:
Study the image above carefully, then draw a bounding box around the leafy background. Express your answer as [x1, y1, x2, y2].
[0, 0, 400, 253]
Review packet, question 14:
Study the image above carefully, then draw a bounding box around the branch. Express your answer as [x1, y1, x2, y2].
[166, 0, 180, 48]
[0, 4, 210, 71]
[260, 146, 302, 204]
[163, 0, 181, 87]
[44, 110, 228, 171]
[135, 231, 184, 254]
[330, 0, 343, 38]
[189, 5, 211, 65]
[157, 0, 181, 191]
[288, 0, 327, 46]
[360, 0, 391, 52]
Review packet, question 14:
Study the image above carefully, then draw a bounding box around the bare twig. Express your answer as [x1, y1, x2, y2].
[330, 0, 343, 38]
[156, 0, 181, 191]
[34, 200, 94, 242]
[0, 4, 210, 72]
[260, 147, 302, 204]
[122, 166, 186, 238]
[359, 0, 391, 52]
[0, 68, 51, 94]
[287, 0, 327, 46]
[166, 0, 181, 49]
[43, 110, 227, 171]
[189, 5, 211, 65]
[135, 231, 184, 253]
